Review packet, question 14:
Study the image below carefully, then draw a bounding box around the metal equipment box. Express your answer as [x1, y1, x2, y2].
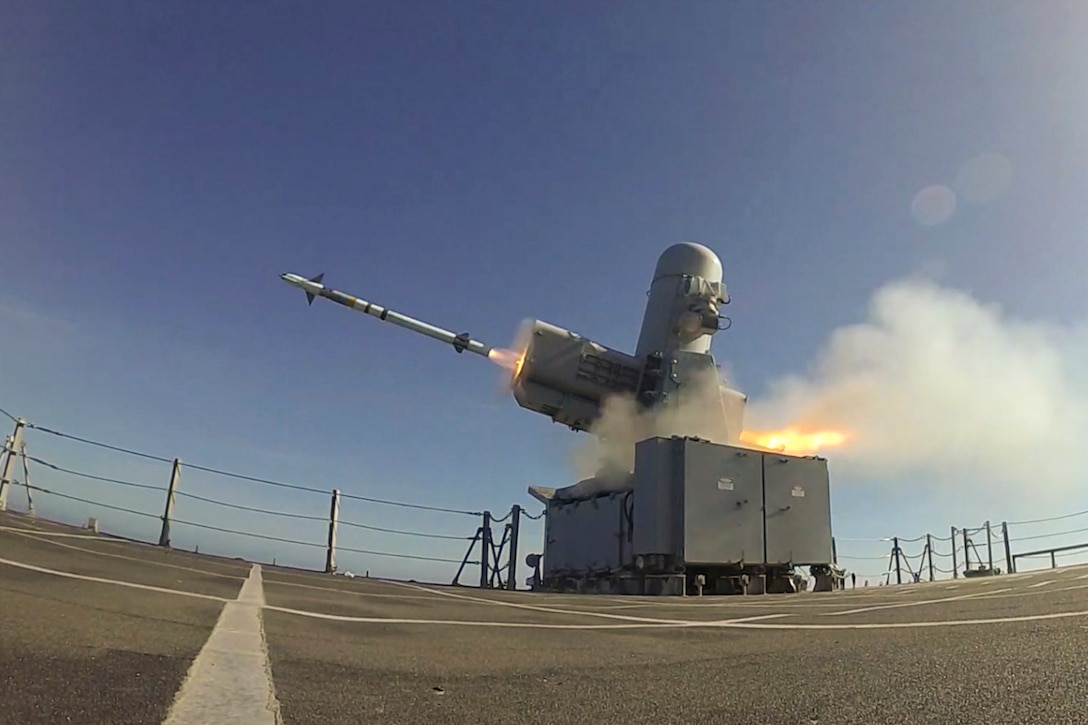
[633, 436, 833, 567]
[763, 454, 834, 565]
[544, 493, 629, 574]
[683, 443, 765, 565]
[632, 438, 765, 565]
[630, 437, 683, 561]
[534, 436, 834, 595]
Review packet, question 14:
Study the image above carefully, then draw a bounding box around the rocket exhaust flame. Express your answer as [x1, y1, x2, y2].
[487, 348, 522, 370]
[738, 428, 847, 457]
[489, 319, 534, 395]
[488, 346, 528, 399]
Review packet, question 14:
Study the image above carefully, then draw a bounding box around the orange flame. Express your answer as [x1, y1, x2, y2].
[488, 347, 527, 379]
[739, 428, 847, 457]
[487, 348, 518, 369]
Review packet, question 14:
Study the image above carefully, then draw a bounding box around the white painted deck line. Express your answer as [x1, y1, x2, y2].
[3, 528, 247, 580]
[262, 602, 1088, 630]
[0, 524, 109, 539]
[163, 564, 281, 725]
[385, 578, 691, 624]
[0, 557, 228, 602]
[826, 588, 1013, 616]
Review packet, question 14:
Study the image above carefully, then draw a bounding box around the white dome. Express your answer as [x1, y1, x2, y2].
[651, 242, 723, 284]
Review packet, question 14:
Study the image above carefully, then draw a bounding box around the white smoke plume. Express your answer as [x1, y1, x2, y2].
[572, 366, 743, 479]
[742, 276, 1088, 494]
[572, 275, 1088, 505]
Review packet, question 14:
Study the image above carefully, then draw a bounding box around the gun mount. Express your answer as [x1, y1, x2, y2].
[283, 242, 744, 435]
[281, 242, 836, 595]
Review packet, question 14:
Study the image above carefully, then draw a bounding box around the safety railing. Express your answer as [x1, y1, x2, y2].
[835, 508, 1088, 585]
[7, 403, 1083, 589]
[0, 406, 546, 588]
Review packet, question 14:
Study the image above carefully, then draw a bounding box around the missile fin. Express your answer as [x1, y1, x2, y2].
[305, 273, 324, 306]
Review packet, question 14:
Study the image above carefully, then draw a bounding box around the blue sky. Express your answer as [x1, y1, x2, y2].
[3, 2, 1087, 582]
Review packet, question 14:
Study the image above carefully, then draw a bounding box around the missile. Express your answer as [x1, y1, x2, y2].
[280, 272, 494, 357]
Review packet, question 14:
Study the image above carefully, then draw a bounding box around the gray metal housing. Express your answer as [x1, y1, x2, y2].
[633, 437, 833, 567]
[512, 320, 642, 432]
[509, 241, 742, 434]
[635, 242, 728, 359]
[531, 436, 834, 595]
[543, 490, 632, 575]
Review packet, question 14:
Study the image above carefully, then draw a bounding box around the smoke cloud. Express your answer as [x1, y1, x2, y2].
[571, 276, 1088, 502]
[572, 366, 744, 479]
[743, 276, 1088, 492]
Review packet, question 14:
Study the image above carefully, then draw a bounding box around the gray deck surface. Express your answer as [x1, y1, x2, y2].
[2, 509, 1086, 724]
